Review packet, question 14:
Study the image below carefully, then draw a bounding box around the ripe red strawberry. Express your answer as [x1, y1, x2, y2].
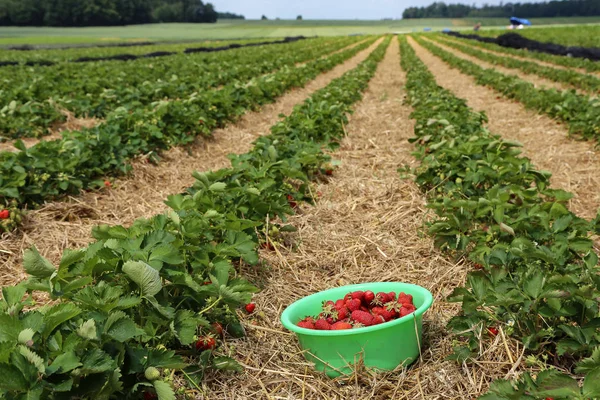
[260, 242, 275, 251]
[245, 303, 256, 314]
[195, 336, 216, 351]
[488, 327, 499, 336]
[104, 180, 111, 188]
[397, 292, 413, 306]
[374, 292, 389, 305]
[0, 210, 8, 219]
[383, 308, 398, 321]
[351, 291, 364, 301]
[211, 322, 224, 336]
[297, 320, 315, 329]
[399, 304, 416, 317]
[371, 315, 385, 325]
[334, 299, 346, 310]
[336, 307, 349, 320]
[318, 313, 335, 324]
[345, 299, 362, 312]
[325, 169, 333, 176]
[360, 305, 369, 312]
[143, 392, 158, 400]
[372, 306, 396, 322]
[387, 292, 396, 302]
[314, 319, 331, 330]
[287, 194, 297, 209]
[343, 293, 353, 301]
[351, 310, 375, 326]
[363, 290, 375, 305]
[331, 321, 353, 330]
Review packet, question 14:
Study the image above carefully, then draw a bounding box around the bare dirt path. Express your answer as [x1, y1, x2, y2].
[200, 37, 500, 400]
[408, 36, 600, 220]
[0, 38, 384, 286]
[420, 36, 575, 94]
[438, 35, 600, 79]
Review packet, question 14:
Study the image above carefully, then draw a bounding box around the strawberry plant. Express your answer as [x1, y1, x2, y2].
[0, 37, 378, 232]
[0, 37, 363, 139]
[414, 36, 600, 142]
[400, 36, 600, 398]
[0, 36, 390, 398]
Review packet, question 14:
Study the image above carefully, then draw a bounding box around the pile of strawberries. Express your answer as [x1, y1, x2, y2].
[297, 290, 417, 330]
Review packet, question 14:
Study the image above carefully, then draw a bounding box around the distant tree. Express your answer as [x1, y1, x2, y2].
[218, 11, 244, 19]
[261, 14, 268, 20]
[296, 14, 302, 20]
[402, 0, 600, 19]
[0, 0, 240, 26]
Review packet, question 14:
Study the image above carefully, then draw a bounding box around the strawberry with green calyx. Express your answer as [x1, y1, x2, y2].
[373, 292, 389, 306]
[344, 298, 361, 312]
[386, 292, 396, 302]
[195, 335, 217, 352]
[297, 319, 315, 329]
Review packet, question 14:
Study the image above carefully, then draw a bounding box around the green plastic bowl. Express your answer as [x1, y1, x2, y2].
[281, 282, 433, 377]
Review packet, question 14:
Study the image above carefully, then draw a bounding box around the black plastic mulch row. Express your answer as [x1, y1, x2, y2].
[0, 36, 307, 67]
[444, 31, 600, 61]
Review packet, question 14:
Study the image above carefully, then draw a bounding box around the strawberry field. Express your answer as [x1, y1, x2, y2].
[1, 27, 600, 399]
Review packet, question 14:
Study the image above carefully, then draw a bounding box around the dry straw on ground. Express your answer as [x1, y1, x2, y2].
[409, 36, 600, 221]
[0, 38, 383, 287]
[194, 38, 525, 400]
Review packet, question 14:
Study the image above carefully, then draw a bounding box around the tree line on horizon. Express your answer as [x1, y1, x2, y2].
[0, 0, 245, 26]
[402, 0, 600, 19]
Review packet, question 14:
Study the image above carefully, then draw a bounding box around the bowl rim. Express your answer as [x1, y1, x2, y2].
[280, 282, 434, 337]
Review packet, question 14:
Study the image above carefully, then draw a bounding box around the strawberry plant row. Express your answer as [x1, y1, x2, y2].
[433, 35, 600, 94]
[414, 36, 600, 142]
[0, 38, 280, 63]
[400, 36, 600, 399]
[0, 37, 390, 399]
[0, 36, 361, 139]
[441, 34, 600, 74]
[0, 39, 376, 231]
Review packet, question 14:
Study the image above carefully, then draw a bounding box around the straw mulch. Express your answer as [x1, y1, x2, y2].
[409, 36, 600, 221]
[0, 39, 383, 288]
[195, 37, 524, 400]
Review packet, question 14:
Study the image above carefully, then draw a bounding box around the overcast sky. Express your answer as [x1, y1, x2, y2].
[214, 0, 543, 19]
